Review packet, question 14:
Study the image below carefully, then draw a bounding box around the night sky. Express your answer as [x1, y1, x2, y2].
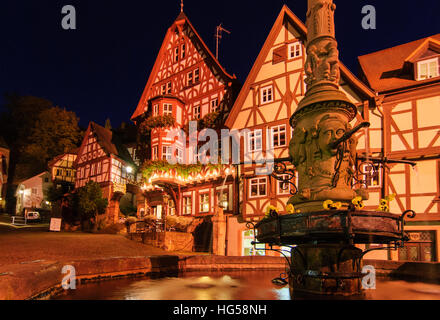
[1, 0, 439, 128]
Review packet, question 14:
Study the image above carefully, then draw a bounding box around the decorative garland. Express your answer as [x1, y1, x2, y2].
[141, 160, 224, 182]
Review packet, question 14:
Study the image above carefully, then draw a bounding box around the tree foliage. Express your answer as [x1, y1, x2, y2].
[77, 181, 108, 230]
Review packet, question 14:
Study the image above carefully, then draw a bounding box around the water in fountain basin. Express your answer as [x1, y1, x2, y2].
[53, 271, 440, 300]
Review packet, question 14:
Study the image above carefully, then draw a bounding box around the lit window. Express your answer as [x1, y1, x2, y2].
[418, 58, 439, 80]
[163, 103, 173, 116]
[183, 196, 192, 215]
[248, 130, 263, 152]
[271, 125, 287, 148]
[260, 86, 273, 104]
[249, 177, 267, 198]
[193, 105, 201, 120]
[199, 193, 210, 213]
[288, 42, 302, 59]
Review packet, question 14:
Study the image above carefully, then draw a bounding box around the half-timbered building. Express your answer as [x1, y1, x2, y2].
[130, 9, 240, 252]
[74, 122, 136, 223]
[224, 5, 379, 257]
[48, 149, 78, 193]
[359, 34, 440, 262]
[0, 137, 9, 212]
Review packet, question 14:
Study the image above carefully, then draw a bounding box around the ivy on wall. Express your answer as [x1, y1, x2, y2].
[141, 160, 223, 181]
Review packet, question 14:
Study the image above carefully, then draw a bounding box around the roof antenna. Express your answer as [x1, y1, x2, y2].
[180, 0, 184, 12]
[215, 23, 231, 60]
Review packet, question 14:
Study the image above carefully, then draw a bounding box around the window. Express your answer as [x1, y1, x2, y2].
[193, 105, 201, 120]
[162, 146, 173, 161]
[418, 58, 439, 80]
[270, 125, 287, 148]
[211, 98, 219, 113]
[161, 84, 166, 95]
[260, 86, 273, 104]
[163, 103, 173, 116]
[249, 177, 267, 198]
[183, 196, 192, 215]
[168, 200, 176, 216]
[199, 193, 210, 213]
[153, 104, 159, 116]
[187, 68, 199, 86]
[217, 190, 229, 210]
[174, 47, 179, 63]
[194, 68, 200, 83]
[152, 146, 158, 160]
[32, 188, 38, 195]
[176, 147, 183, 164]
[248, 130, 263, 152]
[166, 81, 172, 94]
[187, 71, 193, 86]
[181, 44, 186, 59]
[358, 163, 382, 188]
[288, 42, 302, 59]
[277, 174, 293, 195]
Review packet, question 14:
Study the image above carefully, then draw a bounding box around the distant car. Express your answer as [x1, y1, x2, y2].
[26, 211, 41, 223]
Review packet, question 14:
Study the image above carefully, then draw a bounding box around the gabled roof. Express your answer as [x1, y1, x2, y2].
[86, 122, 135, 166]
[225, 5, 376, 128]
[131, 11, 237, 121]
[47, 148, 78, 168]
[359, 34, 440, 93]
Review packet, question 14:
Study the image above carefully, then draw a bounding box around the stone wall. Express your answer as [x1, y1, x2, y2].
[364, 259, 440, 281]
[159, 232, 194, 252]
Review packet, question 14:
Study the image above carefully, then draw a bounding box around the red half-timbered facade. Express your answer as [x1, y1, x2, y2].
[74, 122, 136, 223]
[130, 10, 240, 248]
[359, 34, 440, 262]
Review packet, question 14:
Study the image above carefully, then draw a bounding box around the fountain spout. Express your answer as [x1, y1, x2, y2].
[328, 121, 370, 149]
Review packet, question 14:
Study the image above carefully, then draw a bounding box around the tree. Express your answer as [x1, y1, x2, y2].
[23, 107, 83, 172]
[77, 181, 108, 231]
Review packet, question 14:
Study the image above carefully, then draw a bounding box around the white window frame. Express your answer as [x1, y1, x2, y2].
[288, 42, 302, 59]
[162, 146, 173, 161]
[247, 130, 263, 152]
[249, 177, 267, 198]
[260, 85, 274, 105]
[163, 103, 173, 116]
[270, 125, 287, 148]
[417, 58, 439, 80]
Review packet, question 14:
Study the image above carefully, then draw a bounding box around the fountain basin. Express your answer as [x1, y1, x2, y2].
[254, 210, 407, 246]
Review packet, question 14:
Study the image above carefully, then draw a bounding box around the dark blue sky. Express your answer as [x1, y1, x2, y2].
[1, 0, 439, 128]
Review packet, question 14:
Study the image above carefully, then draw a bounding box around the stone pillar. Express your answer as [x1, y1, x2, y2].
[212, 206, 226, 256]
[289, 244, 363, 297]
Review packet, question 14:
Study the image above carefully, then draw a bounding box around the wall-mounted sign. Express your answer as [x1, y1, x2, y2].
[50, 218, 62, 232]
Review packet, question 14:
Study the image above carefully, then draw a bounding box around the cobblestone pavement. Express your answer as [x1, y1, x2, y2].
[0, 231, 196, 267]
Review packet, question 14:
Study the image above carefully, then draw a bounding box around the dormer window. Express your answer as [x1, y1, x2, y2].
[417, 58, 439, 80]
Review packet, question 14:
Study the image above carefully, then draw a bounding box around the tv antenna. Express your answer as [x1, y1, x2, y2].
[215, 23, 231, 60]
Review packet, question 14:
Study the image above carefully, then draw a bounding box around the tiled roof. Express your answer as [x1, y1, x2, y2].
[358, 34, 440, 93]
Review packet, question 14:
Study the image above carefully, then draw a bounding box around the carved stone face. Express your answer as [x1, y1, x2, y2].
[318, 117, 346, 156]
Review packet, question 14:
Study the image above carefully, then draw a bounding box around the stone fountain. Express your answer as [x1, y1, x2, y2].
[253, 0, 415, 297]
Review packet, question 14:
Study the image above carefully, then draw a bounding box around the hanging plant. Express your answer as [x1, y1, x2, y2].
[140, 160, 223, 182]
[139, 115, 176, 134]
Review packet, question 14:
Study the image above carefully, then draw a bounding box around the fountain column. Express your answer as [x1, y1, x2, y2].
[287, 0, 364, 297]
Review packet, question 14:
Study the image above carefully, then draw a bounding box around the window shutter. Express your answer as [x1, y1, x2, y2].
[273, 45, 287, 64]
